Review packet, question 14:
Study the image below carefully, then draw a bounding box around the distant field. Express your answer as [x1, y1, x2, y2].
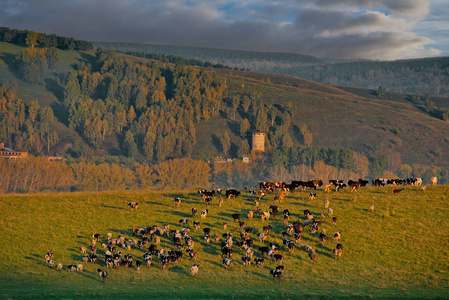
[0, 186, 448, 298]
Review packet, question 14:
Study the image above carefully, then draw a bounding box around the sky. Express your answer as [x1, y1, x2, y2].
[0, 0, 448, 60]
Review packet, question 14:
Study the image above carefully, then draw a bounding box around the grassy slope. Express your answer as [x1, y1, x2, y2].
[0, 186, 448, 298]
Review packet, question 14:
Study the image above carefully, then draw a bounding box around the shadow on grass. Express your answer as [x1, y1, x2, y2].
[169, 265, 187, 275]
[100, 205, 126, 210]
[205, 259, 222, 268]
[25, 254, 46, 266]
[77, 270, 103, 283]
[249, 270, 270, 280]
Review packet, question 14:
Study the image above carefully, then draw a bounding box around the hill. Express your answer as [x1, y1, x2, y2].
[0, 186, 448, 298]
[1, 41, 449, 186]
[94, 42, 449, 98]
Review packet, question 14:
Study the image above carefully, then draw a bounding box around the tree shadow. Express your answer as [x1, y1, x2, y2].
[168, 265, 187, 275]
[0, 52, 19, 76]
[205, 259, 222, 268]
[211, 134, 222, 153]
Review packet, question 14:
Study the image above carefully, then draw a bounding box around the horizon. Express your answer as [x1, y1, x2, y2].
[1, 0, 448, 60]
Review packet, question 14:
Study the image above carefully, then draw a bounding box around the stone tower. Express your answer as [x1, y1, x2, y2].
[252, 133, 265, 152]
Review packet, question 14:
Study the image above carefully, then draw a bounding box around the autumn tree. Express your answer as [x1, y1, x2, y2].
[221, 131, 231, 155]
[239, 118, 250, 138]
[123, 130, 138, 158]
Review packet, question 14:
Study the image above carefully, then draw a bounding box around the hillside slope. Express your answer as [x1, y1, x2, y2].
[94, 42, 449, 98]
[2, 42, 449, 170]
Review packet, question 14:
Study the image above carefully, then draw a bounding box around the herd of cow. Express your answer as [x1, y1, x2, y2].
[44, 175, 436, 283]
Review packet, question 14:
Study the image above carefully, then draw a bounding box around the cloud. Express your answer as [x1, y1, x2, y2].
[0, 0, 443, 60]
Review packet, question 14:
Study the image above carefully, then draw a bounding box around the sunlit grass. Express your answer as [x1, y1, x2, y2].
[0, 186, 448, 298]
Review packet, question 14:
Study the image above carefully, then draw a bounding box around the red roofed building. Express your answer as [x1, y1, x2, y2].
[0, 143, 28, 159]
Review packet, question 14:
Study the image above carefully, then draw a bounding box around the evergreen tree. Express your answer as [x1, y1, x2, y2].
[123, 130, 138, 158]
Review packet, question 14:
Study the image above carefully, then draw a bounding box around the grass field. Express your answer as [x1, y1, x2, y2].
[0, 185, 448, 299]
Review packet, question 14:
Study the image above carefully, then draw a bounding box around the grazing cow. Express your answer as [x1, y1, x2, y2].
[259, 232, 268, 243]
[193, 221, 200, 231]
[187, 249, 198, 261]
[221, 247, 233, 258]
[128, 202, 138, 211]
[324, 200, 329, 209]
[223, 258, 233, 269]
[214, 234, 220, 243]
[319, 231, 327, 245]
[283, 213, 289, 224]
[333, 248, 343, 260]
[334, 232, 341, 242]
[68, 264, 77, 272]
[294, 233, 302, 243]
[259, 247, 270, 256]
[309, 193, 316, 201]
[98, 269, 108, 283]
[269, 205, 279, 218]
[431, 177, 437, 185]
[324, 185, 332, 193]
[332, 217, 338, 225]
[309, 252, 317, 264]
[242, 256, 251, 266]
[247, 210, 255, 220]
[76, 264, 83, 272]
[270, 269, 283, 282]
[231, 214, 241, 222]
[239, 221, 245, 230]
[204, 196, 212, 205]
[226, 189, 241, 199]
[254, 257, 265, 267]
[92, 233, 100, 241]
[191, 264, 199, 276]
[57, 263, 63, 271]
[245, 247, 254, 258]
[48, 260, 54, 268]
[258, 190, 267, 200]
[136, 260, 141, 271]
[328, 208, 333, 217]
[79, 247, 86, 254]
[174, 197, 181, 207]
[273, 254, 283, 264]
[223, 221, 228, 230]
[369, 205, 374, 212]
[261, 211, 271, 221]
[179, 218, 189, 226]
[304, 209, 311, 218]
[218, 198, 223, 207]
[191, 207, 197, 217]
[200, 209, 208, 220]
[89, 254, 98, 263]
[82, 254, 89, 263]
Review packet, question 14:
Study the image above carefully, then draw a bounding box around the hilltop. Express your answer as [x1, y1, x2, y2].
[94, 42, 449, 98]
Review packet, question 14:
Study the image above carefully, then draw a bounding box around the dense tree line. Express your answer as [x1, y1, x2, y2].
[0, 82, 59, 155]
[120, 50, 231, 70]
[63, 50, 226, 162]
[0, 27, 93, 50]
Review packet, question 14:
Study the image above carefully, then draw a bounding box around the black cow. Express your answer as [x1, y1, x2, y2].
[226, 189, 241, 198]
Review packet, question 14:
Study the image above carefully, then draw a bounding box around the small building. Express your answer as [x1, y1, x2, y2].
[0, 143, 28, 159]
[252, 133, 265, 152]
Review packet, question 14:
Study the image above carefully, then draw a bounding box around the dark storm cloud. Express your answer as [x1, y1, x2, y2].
[0, 0, 441, 59]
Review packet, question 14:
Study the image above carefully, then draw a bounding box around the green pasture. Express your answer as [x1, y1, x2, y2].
[0, 186, 448, 299]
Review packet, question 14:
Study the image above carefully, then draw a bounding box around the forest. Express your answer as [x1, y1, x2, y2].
[0, 29, 448, 193]
[95, 41, 449, 98]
